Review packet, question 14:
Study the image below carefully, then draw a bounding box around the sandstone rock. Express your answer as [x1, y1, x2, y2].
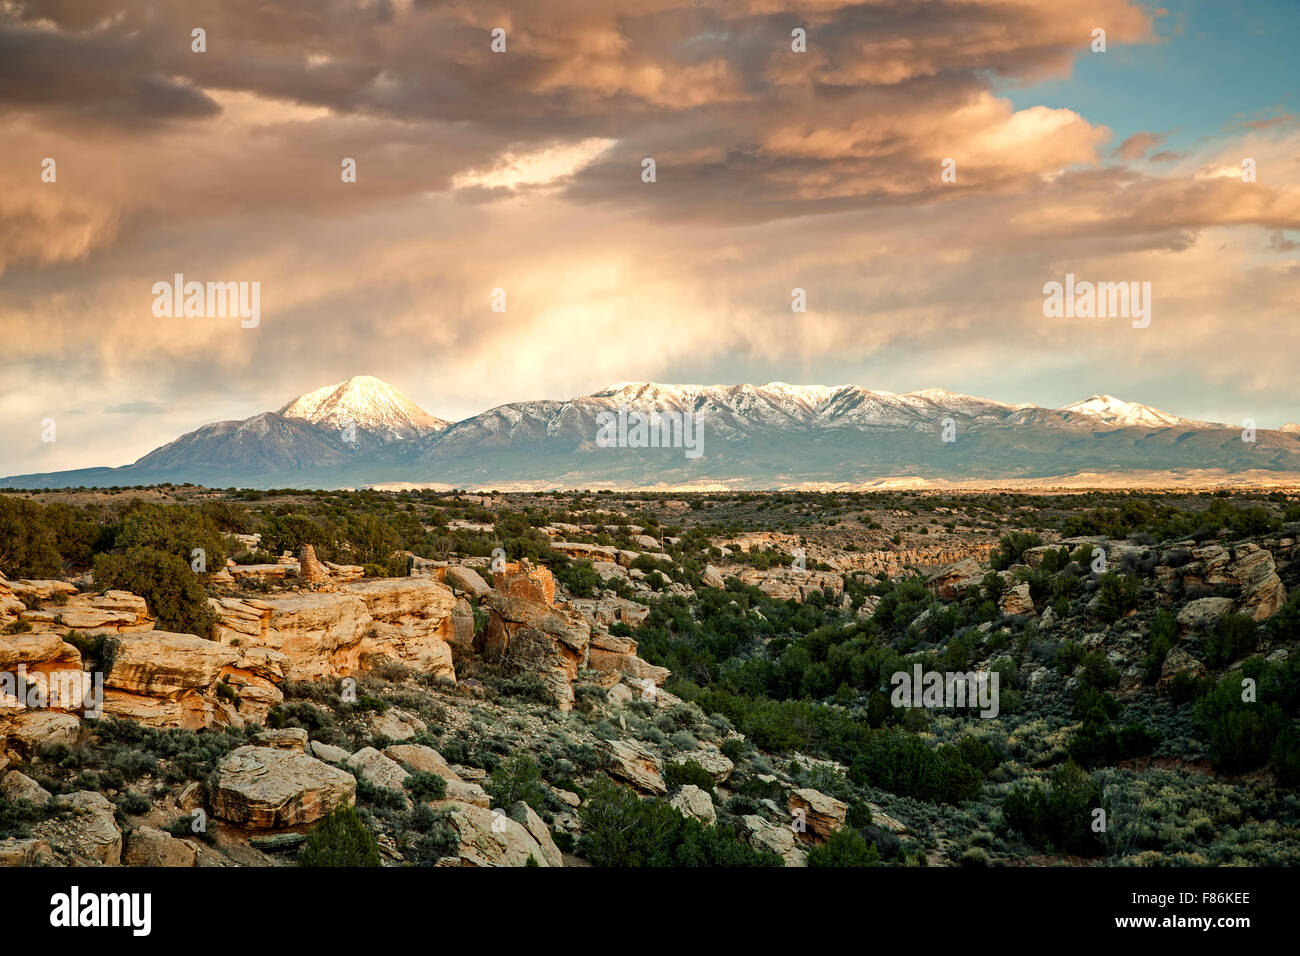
[586, 649, 670, 687]
[926, 557, 986, 600]
[669, 785, 716, 825]
[38, 791, 122, 865]
[600, 739, 666, 794]
[0, 837, 51, 866]
[1000, 583, 1035, 616]
[345, 747, 410, 804]
[124, 826, 198, 867]
[449, 598, 476, 652]
[0, 770, 51, 807]
[1161, 647, 1206, 680]
[552, 788, 581, 808]
[508, 800, 563, 868]
[310, 741, 351, 764]
[365, 708, 426, 742]
[383, 744, 461, 781]
[445, 780, 491, 807]
[690, 748, 735, 783]
[445, 565, 492, 599]
[436, 801, 555, 867]
[209, 746, 356, 828]
[254, 728, 308, 752]
[741, 815, 806, 866]
[3, 711, 80, 756]
[701, 565, 726, 589]
[789, 788, 847, 842]
[1177, 597, 1234, 631]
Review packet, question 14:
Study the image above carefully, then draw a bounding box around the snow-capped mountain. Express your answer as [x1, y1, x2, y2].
[1055, 394, 1207, 429]
[279, 375, 449, 441]
[4, 378, 1298, 489]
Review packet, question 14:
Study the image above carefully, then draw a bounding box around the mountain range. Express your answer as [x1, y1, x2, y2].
[4, 376, 1300, 490]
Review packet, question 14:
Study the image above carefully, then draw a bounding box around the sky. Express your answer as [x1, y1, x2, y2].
[1, 0, 1297, 475]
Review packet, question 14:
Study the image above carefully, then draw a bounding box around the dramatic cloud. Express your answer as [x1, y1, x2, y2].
[1, 0, 1297, 475]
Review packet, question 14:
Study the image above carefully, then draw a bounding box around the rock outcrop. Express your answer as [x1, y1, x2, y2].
[208, 746, 357, 829]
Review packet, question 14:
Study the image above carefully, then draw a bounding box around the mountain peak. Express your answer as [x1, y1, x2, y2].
[279, 375, 448, 440]
[1056, 394, 1197, 428]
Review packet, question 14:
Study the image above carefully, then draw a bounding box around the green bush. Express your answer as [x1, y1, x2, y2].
[93, 548, 218, 637]
[1204, 613, 1257, 668]
[297, 805, 381, 867]
[578, 778, 781, 867]
[1001, 761, 1102, 856]
[403, 771, 448, 802]
[664, 759, 716, 798]
[116, 504, 228, 570]
[807, 827, 881, 866]
[486, 756, 547, 813]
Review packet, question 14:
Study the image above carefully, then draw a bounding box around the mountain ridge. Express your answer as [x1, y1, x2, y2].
[4, 377, 1299, 490]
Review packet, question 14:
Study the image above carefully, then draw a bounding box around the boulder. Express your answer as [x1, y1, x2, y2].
[741, 815, 806, 866]
[345, 747, 411, 802]
[669, 785, 716, 825]
[1177, 597, 1234, 632]
[789, 788, 847, 842]
[999, 583, 1035, 616]
[3, 711, 80, 756]
[445, 566, 492, 599]
[365, 708, 426, 742]
[36, 791, 122, 865]
[123, 826, 198, 867]
[507, 800, 563, 868]
[0, 770, 51, 807]
[926, 557, 986, 600]
[309, 741, 351, 764]
[0, 837, 52, 866]
[383, 744, 461, 781]
[600, 739, 666, 794]
[436, 801, 556, 867]
[209, 746, 356, 829]
[254, 728, 308, 752]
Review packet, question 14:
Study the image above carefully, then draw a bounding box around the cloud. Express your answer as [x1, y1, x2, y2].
[1114, 132, 1166, 160]
[2, 0, 1299, 474]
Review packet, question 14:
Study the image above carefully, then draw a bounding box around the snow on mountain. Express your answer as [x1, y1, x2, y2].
[279, 375, 449, 441]
[1055, 394, 1201, 429]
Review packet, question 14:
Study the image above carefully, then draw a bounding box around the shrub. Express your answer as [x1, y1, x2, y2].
[297, 805, 381, 867]
[1093, 573, 1141, 623]
[578, 778, 780, 867]
[93, 548, 218, 637]
[486, 756, 547, 813]
[664, 759, 716, 798]
[1001, 762, 1102, 856]
[807, 827, 881, 867]
[1204, 613, 1257, 668]
[403, 771, 448, 802]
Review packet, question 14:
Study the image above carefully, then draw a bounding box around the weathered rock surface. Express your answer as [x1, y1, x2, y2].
[789, 788, 847, 842]
[124, 826, 198, 867]
[209, 746, 356, 829]
[436, 801, 557, 867]
[34, 791, 122, 866]
[508, 800, 563, 867]
[600, 739, 666, 794]
[669, 785, 716, 825]
[741, 815, 806, 866]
